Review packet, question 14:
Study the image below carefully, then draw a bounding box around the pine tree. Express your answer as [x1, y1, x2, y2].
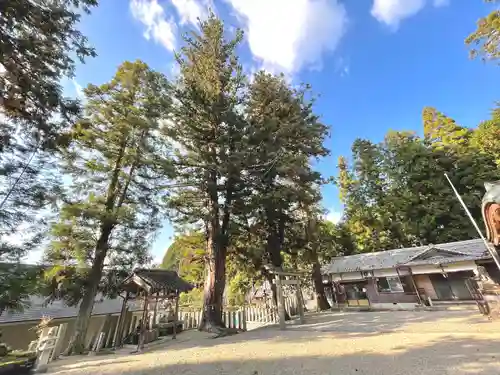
[45, 60, 173, 354]
[1, 0, 97, 143]
[0, 0, 97, 314]
[165, 15, 248, 331]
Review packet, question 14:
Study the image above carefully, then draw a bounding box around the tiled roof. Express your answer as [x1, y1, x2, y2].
[128, 269, 194, 294]
[404, 254, 491, 266]
[0, 295, 143, 325]
[323, 239, 491, 274]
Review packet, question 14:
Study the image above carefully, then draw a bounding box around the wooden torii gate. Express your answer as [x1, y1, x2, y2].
[268, 268, 306, 330]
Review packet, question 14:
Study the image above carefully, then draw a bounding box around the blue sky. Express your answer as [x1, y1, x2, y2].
[63, 0, 499, 263]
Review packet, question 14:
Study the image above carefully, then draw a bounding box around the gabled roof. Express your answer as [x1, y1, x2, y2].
[322, 239, 491, 274]
[121, 268, 194, 296]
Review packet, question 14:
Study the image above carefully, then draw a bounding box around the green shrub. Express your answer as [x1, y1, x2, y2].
[9, 350, 36, 358]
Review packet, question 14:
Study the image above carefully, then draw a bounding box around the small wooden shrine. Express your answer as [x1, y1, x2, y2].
[115, 268, 193, 352]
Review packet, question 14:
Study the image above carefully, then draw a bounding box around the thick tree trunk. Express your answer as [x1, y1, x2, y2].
[199, 230, 227, 331]
[198, 159, 235, 332]
[63, 224, 112, 355]
[312, 261, 330, 311]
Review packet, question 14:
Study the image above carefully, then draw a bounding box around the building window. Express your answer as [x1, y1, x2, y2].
[377, 276, 404, 293]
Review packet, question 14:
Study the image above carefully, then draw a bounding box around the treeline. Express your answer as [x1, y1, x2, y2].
[0, 0, 498, 356]
[338, 107, 500, 254]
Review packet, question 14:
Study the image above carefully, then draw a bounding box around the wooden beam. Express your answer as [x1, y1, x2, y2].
[152, 291, 160, 327]
[281, 279, 299, 285]
[295, 279, 305, 324]
[137, 292, 149, 352]
[408, 268, 422, 305]
[131, 274, 152, 293]
[269, 270, 305, 277]
[275, 274, 286, 330]
[112, 292, 128, 349]
[172, 290, 179, 339]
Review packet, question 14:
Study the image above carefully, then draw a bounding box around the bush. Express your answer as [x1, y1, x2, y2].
[179, 288, 203, 308]
[8, 350, 36, 358]
[0, 332, 11, 357]
[0, 331, 37, 375]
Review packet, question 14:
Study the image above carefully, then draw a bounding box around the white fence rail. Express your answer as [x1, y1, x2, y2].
[178, 309, 247, 330]
[178, 296, 299, 330]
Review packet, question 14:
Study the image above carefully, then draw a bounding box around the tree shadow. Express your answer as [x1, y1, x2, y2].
[84, 335, 500, 375]
[47, 310, 498, 373]
[47, 358, 137, 373]
[147, 309, 492, 350]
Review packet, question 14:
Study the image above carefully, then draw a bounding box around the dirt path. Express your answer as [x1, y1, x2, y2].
[47, 310, 500, 375]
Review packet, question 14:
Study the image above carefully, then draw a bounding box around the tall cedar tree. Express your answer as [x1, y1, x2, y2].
[45, 61, 173, 354]
[237, 72, 329, 311]
[165, 16, 248, 331]
[0, 0, 97, 314]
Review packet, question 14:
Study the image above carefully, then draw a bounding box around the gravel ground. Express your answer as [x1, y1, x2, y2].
[47, 310, 500, 375]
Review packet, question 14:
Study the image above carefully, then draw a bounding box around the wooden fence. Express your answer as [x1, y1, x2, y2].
[178, 295, 299, 330]
[178, 309, 247, 330]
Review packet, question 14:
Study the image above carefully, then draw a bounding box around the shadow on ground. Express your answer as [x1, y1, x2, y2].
[52, 335, 500, 375]
[285, 309, 490, 333]
[140, 309, 494, 351]
[47, 310, 498, 374]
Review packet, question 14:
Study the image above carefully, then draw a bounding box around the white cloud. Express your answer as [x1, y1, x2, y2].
[225, 0, 347, 74]
[371, 0, 425, 28]
[171, 0, 209, 27]
[130, 0, 177, 51]
[326, 209, 342, 224]
[371, 0, 450, 28]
